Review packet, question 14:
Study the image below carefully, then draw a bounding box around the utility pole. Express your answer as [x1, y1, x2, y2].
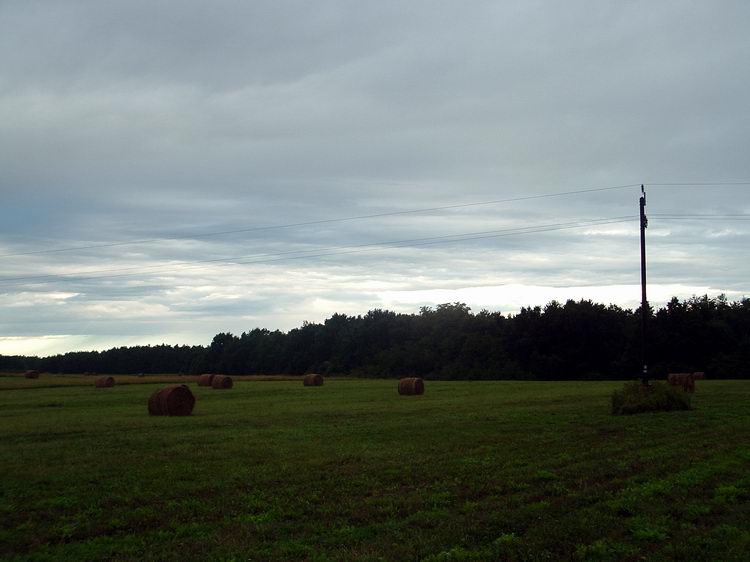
[639, 185, 649, 386]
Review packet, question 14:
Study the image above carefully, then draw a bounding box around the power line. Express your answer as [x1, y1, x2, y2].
[230, 217, 637, 268]
[0, 183, 639, 258]
[651, 214, 750, 220]
[3, 182, 748, 260]
[1, 216, 635, 284]
[647, 182, 750, 186]
[0, 216, 636, 287]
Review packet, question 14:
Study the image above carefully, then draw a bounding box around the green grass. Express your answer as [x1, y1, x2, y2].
[1, 377, 749, 561]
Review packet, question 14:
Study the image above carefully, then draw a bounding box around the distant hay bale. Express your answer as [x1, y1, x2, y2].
[398, 377, 425, 396]
[692, 371, 705, 380]
[94, 376, 115, 388]
[667, 373, 695, 393]
[211, 375, 233, 389]
[197, 373, 216, 387]
[303, 373, 324, 386]
[148, 384, 195, 416]
[683, 374, 695, 392]
[24, 370, 40, 379]
[137, 372, 145, 378]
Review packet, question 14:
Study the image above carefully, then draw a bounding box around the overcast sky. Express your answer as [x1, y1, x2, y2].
[2, 1, 749, 356]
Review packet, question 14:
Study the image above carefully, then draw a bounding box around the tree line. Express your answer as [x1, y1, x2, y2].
[2, 295, 749, 380]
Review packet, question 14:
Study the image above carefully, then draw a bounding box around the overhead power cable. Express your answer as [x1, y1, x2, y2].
[228, 217, 637, 268]
[2, 182, 748, 260]
[0, 183, 639, 258]
[646, 182, 750, 186]
[0, 216, 636, 287]
[650, 213, 750, 220]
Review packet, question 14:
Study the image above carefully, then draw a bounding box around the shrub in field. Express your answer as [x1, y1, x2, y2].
[611, 381, 691, 415]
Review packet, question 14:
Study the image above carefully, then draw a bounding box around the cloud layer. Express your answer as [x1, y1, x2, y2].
[2, 1, 749, 355]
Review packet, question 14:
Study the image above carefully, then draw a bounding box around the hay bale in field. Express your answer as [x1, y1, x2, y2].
[398, 377, 425, 396]
[667, 372, 695, 393]
[692, 371, 705, 380]
[94, 376, 115, 388]
[211, 375, 233, 389]
[685, 374, 695, 392]
[197, 373, 216, 387]
[667, 372, 685, 386]
[303, 373, 324, 386]
[148, 384, 195, 416]
[24, 370, 40, 379]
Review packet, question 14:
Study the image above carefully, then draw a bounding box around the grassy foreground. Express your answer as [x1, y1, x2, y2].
[0, 376, 748, 561]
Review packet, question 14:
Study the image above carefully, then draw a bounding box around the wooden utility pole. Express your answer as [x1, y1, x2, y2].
[639, 185, 649, 385]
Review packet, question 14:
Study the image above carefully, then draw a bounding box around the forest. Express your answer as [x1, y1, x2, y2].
[2, 295, 749, 380]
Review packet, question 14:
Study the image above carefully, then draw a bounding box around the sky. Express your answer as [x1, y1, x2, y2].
[1, 1, 749, 356]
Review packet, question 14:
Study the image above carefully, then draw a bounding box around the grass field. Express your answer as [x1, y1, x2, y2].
[1, 375, 749, 561]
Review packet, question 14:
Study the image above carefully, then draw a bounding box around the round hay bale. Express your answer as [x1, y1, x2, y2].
[94, 376, 115, 388]
[685, 373, 695, 393]
[667, 373, 685, 386]
[303, 373, 324, 386]
[398, 377, 425, 396]
[692, 371, 705, 380]
[24, 370, 40, 379]
[211, 375, 233, 389]
[197, 373, 216, 387]
[148, 384, 195, 416]
[667, 373, 694, 393]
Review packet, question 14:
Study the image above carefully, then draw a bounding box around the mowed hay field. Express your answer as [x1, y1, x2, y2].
[1, 376, 749, 561]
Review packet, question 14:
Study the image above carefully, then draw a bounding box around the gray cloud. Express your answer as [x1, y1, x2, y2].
[1, 1, 749, 355]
